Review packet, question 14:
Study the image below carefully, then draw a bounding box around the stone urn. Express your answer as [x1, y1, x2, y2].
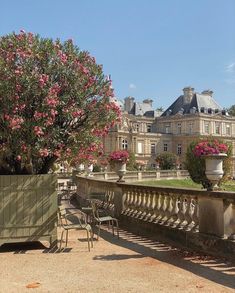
[113, 161, 127, 182]
[204, 153, 227, 190]
[76, 163, 85, 173]
[86, 164, 94, 177]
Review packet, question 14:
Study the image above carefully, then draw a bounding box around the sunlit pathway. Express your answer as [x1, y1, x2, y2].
[0, 202, 234, 293]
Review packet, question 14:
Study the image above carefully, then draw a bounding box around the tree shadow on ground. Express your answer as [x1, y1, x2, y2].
[96, 226, 235, 290]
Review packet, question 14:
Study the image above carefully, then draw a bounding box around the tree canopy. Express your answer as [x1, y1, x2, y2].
[0, 31, 120, 174]
[228, 105, 235, 116]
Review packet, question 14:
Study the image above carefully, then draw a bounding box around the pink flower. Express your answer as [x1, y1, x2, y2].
[9, 117, 24, 130]
[193, 140, 229, 157]
[108, 150, 129, 163]
[16, 155, 21, 161]
[34, 126, 44, 137]
[39, 148, 49, 157]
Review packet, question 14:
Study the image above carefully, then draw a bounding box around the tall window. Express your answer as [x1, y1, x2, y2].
[122, 139, 128, 150]
[151, 143, 156, 154]
[189, 122, 193, 134]
[135, 124, 139, 132]
[204, 122, 210, 134]
[177, 144, 182, 155]
[215, 122, 221, 134]
[163, 143, 168, 152]
[165, 124, 170, 133]
[226, 124, 231, 136]
[177, 123, 182, 134]
[137, 142, 143, 154]
[147, 124, 152, 133]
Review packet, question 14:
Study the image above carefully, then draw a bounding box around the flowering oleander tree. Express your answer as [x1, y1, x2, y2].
[0, 31, 121, 174]
[185, 137, 232, 189]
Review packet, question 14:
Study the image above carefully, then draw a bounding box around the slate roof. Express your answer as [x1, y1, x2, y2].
[161, 93, 223, 116]
[132, 102, 153, 116]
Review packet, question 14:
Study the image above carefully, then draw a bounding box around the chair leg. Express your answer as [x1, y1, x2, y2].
[116, 220, 119, 238]
[111, 220, 114, 235]
[97, 222, 101, 240]
[86, 230, 90, 252]
[60, 230, 64, 249]
[66, 230, 69, 247]
[90, 230, 94, 248]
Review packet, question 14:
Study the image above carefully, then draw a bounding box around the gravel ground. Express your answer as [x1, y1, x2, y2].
[0, 201, 234, 293]
[0, 227, 234, 293]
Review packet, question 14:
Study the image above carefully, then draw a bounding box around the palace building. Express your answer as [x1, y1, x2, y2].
[103, 87, 235, 175]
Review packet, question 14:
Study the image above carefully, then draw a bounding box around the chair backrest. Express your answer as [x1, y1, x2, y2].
[91, 201, 100, 219]
[58, 208, 68, 227]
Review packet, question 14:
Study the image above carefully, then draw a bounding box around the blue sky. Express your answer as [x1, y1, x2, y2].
[1, 0, 235, 109]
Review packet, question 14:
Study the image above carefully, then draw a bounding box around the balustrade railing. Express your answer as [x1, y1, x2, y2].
[73, 169, 189, 182]
[74, 176, 235, 240]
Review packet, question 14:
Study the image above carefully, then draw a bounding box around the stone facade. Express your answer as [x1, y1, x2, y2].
[103, 88, 235, 176]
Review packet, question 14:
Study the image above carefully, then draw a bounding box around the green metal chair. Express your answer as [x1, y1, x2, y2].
[58, 208, 93, 251]
[91, 201, 119, 240]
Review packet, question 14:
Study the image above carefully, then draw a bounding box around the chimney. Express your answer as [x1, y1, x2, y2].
[124, 96, 135, 113]
[201, 90, 213, 97]
[143, 99, 153, 107]
[183, 86, 194, 104]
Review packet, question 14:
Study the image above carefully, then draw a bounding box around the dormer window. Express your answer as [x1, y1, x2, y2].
[190, 107, 196, 114]
[166, 109, 172, 116]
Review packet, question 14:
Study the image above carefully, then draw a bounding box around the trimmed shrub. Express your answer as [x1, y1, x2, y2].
[156, 152, 177, 170]
[184, 137, 232, 189]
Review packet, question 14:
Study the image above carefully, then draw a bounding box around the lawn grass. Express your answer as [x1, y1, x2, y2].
[135, 178, 235, 192]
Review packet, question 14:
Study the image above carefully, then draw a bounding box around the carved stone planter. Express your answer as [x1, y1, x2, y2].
[113, 162, 127, 182]
[0, 174, 58, 247]
[204, 153, 227, 191]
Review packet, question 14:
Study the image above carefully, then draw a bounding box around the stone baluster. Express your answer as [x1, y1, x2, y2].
[177, 194, 186, 227]
[170, 194, 179, 227]
[156, 193, 165, 223]
[142, 189, 151, 220]
[123, 189, 131, 215]
[128, 189, 135, 216]
[135, 189, 142, 217]
[184, 195, 193, 229]
[148, 190, 155, 221]
[147, 190, 154, 220]
[166, 193, 174, 225]
[163, 193, 172, 223]
[191, 195, 199, 230]
[139, 189, 147, 219]
[153, 191, 160, 221]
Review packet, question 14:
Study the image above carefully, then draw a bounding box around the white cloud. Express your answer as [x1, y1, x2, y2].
[129, 83, 136, 90]
[225, 63, 235, 73]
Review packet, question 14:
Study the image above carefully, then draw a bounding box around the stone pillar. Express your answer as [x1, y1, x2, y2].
[113, 185, 124, 217]
[156, 171, 160, 179]
[199, 196, 234, 238]
[137, 171, 142, 181]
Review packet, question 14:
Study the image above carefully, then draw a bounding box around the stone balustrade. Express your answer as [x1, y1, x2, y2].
[73, 169, 189, 182]
[74, 175, 235, 241]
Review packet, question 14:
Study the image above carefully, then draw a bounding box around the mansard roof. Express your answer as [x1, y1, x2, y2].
[130, 101, 154, 116]
[161, 92, 223, 117]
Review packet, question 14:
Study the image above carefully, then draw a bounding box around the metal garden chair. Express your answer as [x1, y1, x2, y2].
[90, 201, 119, 240]
[58, 207, 93, 251]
